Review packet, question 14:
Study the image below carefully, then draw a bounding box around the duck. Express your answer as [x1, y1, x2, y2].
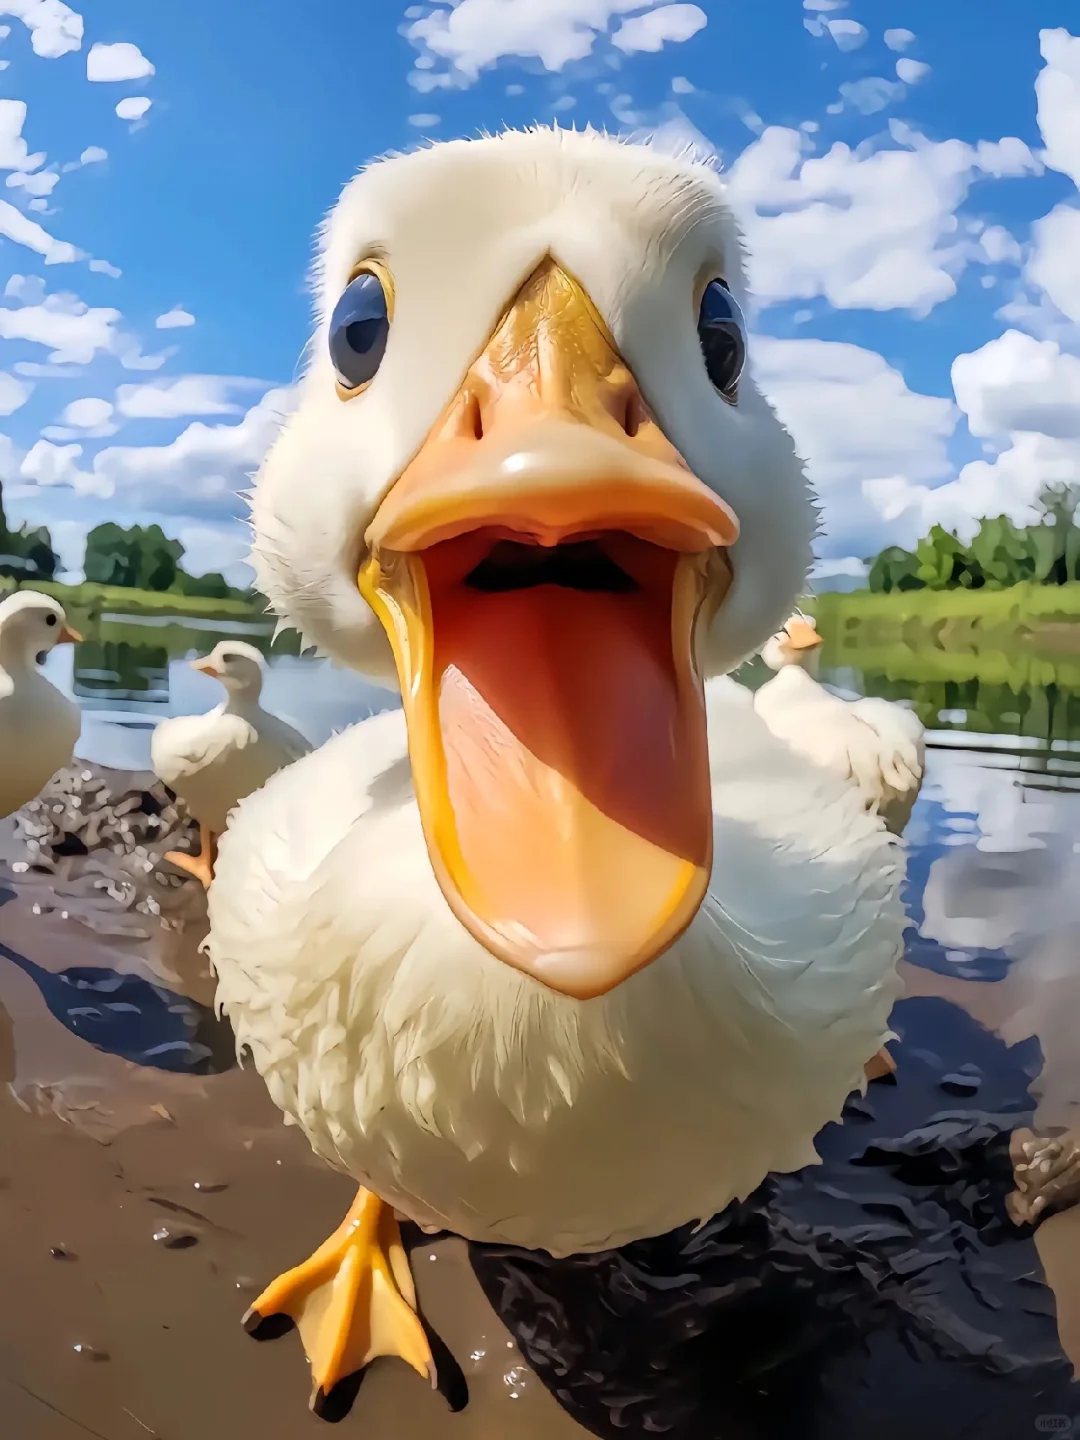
[0, 590, 81, 818]
[753, 613, 926, 838]
[204, 126, 907, 1418]
[150, 640, 311, 887]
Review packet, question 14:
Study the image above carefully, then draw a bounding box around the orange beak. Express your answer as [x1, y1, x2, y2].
[358, 259, 738, 1001]
[191, 656, 221, 678]
[57, 624, 82, 645]
[784, 617, 823, 651]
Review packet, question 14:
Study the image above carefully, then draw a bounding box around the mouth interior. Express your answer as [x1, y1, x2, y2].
[463, 536, 639, 595]
[402, 525, 711, 974]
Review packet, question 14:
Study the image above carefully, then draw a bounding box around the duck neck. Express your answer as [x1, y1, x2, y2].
[222, 681, 264, 718]
[0, 636, 36, 679]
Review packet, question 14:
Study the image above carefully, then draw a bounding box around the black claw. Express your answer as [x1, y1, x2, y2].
[242, 1307, 296, 1341]
[423, 1317, 470, 1413]
[310, 1370, 366, 1423]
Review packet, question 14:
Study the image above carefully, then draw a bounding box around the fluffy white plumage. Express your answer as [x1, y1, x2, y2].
[207, 127, 907, 1258]
[151, 641, 311, 834]
[754, 632, 926, 836]
[209, 677, 903, 1255]
[0, 591, 80, 818]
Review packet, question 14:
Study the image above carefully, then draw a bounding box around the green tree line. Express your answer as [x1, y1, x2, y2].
[868, 482, 1080, 594]
[0, 481, 246, 599]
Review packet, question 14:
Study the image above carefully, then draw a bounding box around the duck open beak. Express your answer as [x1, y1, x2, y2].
[784, 618, 823, 651]
[57, 624, 82, 645]
[358, 259, 738, 1000]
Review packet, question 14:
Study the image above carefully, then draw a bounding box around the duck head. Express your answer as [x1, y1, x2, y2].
[251, 128, 815, 1000]
[760, 613, 824, 673]
[0, 591, 80, 669]
[191, 640, 266, 698]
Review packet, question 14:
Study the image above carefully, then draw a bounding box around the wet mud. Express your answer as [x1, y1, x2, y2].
[3, 755, 1080, 1439]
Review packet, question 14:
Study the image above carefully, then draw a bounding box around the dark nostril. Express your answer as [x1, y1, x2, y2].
[465, 390, 484, 441]
[621, 387, 643, 440]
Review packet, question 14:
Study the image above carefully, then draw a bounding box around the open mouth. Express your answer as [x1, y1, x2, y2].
[354, 258, 737, 1000]
[360, 503, 732, 1001]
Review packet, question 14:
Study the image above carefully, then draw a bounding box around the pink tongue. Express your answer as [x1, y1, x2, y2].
[426, 577, 711, 985]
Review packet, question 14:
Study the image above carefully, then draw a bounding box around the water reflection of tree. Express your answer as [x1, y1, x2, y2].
[72, 640, 170, 705]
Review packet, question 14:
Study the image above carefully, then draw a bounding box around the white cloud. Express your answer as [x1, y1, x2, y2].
[56, 395, 114, 429]
[611, 4, 707, 54]
[114, 375, 264, 421]
[80, 144, 106, 165]
[728, 123, 1042, 314]
[115, 96, 151, 122]
[19, 438, 109, 496]
[0, 285, 120, 363]
[175, 520, 253, 580]
[671, 75, 694, 94]
[407, 112, 441, 127]
[863, 331, 1080, 542]
[0, 198, 80, 263]
[0, 1, 83, 58]
[80, 386, 296, 519]
[896, 58, 930, 84]
[753, 336, 957, 557]
[837, 76, 906, 114]
[884, 27, 915, 51]
[0, 369, 31, 415]
[0, 98, 44, 172]
[803, 0, 848, 10]
[155, 305, 195, 329]
[86, 40, 154, 83]
[1035, 28, 1080, 189]
[405, 0, 706, 82]
[979, 224, 1021, 266]
[825, 18, 867, 51]
[1027, 204, 1080, 324]
[952, 330, 1080, 441]
[6, 166, 58, 196]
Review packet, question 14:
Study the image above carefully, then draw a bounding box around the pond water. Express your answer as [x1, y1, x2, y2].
[3, 612, 1080, 1439]
[38, 612, 398, 771]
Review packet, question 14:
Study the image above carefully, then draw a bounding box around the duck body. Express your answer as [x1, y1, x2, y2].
[209, 677, 904, 1256]
[754, 667, 926, 837]
[754, 617, 925, 837]
[152, 702, 310, 834]
[151, 641, 311, 851]
[205, 127, 910, 1405]
[0, 592, 81, 818]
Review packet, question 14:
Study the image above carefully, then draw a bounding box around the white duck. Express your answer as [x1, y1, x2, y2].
[205, 127, 906, 1415]
[150, 640, 310, 887]
[0, 590, 81, 818]
[754, 613, 926, 837]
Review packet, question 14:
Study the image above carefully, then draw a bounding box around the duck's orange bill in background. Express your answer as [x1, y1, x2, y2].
[358, 260, 738, 1000]
[784, 618, 823, 651]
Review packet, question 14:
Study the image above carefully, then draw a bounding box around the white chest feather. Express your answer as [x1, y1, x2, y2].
[207, 685, 905, 1256]
[0, 667, 80, 817]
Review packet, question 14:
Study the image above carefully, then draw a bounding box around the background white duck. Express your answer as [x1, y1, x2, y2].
[754, 613, 927, 837]
[205, 127, 906, 1417]
[0, 591, 81, 818]
[150, 640, 310, 887]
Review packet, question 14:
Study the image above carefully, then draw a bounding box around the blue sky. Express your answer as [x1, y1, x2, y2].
[2, 0, 1080, 584]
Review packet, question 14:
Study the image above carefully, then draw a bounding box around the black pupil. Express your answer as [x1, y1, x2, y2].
[329, 272, 389, 390]
[698, 280, 745, 397]
[46, 613, 57, 626]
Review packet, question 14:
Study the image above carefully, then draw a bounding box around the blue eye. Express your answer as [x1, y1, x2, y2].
[697, 279, 746, 400]
[329, 270, 390, 391]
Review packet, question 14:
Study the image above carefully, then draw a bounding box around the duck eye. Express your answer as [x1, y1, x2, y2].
[329, 270, 390, 393]
[45, 612, 57, 627]
[697, 279, 746, 401]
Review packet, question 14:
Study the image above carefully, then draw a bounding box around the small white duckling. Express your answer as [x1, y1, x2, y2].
[0, 590, 81, 818]
[151, 640, 311, 887]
